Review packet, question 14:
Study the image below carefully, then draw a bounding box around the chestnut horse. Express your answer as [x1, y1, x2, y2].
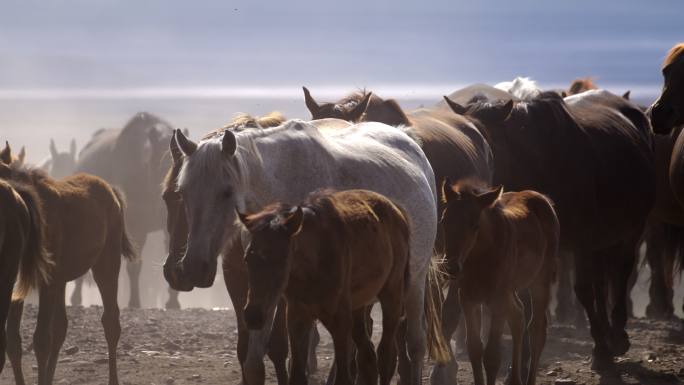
[444, 88, 655, 369]
[440, 179, 558, 385]
[240, 189, 411, 385]
[0, 142, 25, 167]
[162, 112, 297, 385]
[0, 180, 52, 375]
[0, 151, 136, 385]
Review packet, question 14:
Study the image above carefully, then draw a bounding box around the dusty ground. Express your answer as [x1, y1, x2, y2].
[1, 305, 683, 385]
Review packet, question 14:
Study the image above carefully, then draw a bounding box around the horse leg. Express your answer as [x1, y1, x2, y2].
[70, 276, 84, 307]
[401, 278, 428, 385]
[608, 239, 639, 357]
[526, 280, 551, 385]
[268, 298, 289, 385]
[430, 282, 460, 385]
[555, 251, 574, 323]
[286, 301, 314, 385]
[222, 251, 250, 384]
[0, 282, 11, 374]
[645, 235, 674, 319]
[92, 249, 122, 385]
[377, 289, 402, 385]
[504, 293, 525, 385]
[573, 253, 611, 369]
[45, 283, 68, 382]
[6, 300, 26, 385]
[34, 285, 58, 385]
[125, 229, 146, 309]
[308, 323, 320, 374]
[483, 308, 504, 385]
[461, 296, 485, 385]
[321, 310, 353, 385]
[351, 306, 377, 385]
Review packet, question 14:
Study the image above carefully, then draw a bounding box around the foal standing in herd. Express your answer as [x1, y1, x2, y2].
[0, 148, 135, 385]
[440, 179, 559, 385]
[240, 189, 410, 385]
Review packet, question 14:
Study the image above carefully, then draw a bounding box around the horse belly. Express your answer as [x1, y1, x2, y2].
[348, 235, 394, 309]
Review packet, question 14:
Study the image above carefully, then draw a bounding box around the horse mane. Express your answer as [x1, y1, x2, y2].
[494, 77, 541, 100]
[5, 179, 52, 299]
[663, 43, 684, 69]
[568, 77, 598, 95]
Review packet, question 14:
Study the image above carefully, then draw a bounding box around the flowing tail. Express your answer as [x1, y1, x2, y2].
[12, 185, 53, 301]
[425, 257, 451, 364]
[112, 187, 138, 261]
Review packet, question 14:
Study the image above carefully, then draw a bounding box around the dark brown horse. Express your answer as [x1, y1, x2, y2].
[440, 179, 558, 385]
[444, 88, 655, 368]
[302, 87, 493, 384]
[0, 180, 52, 375]
[162, 112, 298, 384]
[76, 112, 174, 308]
[0, 151, 136, 385]
[240, 189, 411, 385]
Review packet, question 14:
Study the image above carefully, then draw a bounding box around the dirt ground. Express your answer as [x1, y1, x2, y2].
[1, 305, 683, 385]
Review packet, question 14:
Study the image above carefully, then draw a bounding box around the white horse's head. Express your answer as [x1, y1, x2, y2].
[174, 129, 248, 288]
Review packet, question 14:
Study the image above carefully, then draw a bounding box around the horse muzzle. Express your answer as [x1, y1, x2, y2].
[180, 253, 217, 289]
[163, 260, 195, 292]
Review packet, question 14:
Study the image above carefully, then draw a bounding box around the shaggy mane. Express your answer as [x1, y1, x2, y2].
[663, 43, 684, 69]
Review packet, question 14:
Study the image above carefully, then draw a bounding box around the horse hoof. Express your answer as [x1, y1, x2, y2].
[165, 299, 181, 310]
[608, 330, 630, 356]
[591, 349, 614, 371]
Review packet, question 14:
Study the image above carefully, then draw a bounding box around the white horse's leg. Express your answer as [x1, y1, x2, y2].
[403, 268, 428, 385]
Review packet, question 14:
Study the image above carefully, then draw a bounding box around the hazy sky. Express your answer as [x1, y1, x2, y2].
[0, 0, 682, 88]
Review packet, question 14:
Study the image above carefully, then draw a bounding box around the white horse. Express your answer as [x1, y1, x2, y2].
[38, 139, 77, 179]
[172, 119, 445, 385]
[495, 76, 542, 100]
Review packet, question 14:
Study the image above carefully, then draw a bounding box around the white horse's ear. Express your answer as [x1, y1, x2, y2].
[170, 130, 183, 164]
[17, 146, 25, 164]
[303, 86, 320, 117]
[222, 131, 237, 157]
[176, 129, 197, 156]
[69, 139, 77, 158]
[50, 139, 58, 158]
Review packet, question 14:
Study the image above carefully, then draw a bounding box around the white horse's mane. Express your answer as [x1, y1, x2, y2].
[495, 76, 542, 100]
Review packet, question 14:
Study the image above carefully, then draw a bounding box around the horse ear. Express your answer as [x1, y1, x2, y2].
[284, 206, 304, 236]
[175, 129, 197, 156]
[443, 96, 468, 115]
[476, 185, 503, 208]
[303, 86, 320, 117]
[70, 139, 77, 158]
[49, 139, 58, 158]
[182, 128, 190, 137]
[622, 90, 631, 100]
[560, 91, 568, 98]
[441, 177, 460, 203]
[348, 92, 372, 122]
[17, 146, 26, 164]
[1, 141, 12, 165]
[170, 130, 183, 164]
[236, 208, 250, 228]
[222, 131, 237, 157]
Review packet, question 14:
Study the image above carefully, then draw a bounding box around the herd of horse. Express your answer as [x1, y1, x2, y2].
[1, 42, 684, 385]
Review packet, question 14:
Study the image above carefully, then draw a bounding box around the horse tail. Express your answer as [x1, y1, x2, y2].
[112, 187, 138, 261]
[425, 258, 451, 364]
[531, 193, 560, 283]
[12, 186, 53, 301]
[662, 223, 684, 287]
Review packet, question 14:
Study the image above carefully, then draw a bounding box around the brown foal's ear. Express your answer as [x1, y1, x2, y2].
[622, 90, 631, 100]
[284, 206, 304, 236]
[1, 141, 12, 165]
[476, 185, 503, 208]
[443, 96, 468, 115]
[348, 92, 373, 122]
[237, 208, 250, 228]
[176, 129, 198, 156]
[303, 86, 320, 117]
[441, 177, 460, 203]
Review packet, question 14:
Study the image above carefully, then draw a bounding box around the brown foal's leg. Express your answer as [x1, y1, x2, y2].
[34, 285, 58, 385]
[377, 290, 403, 385]
[287, 301, 316, 385]
[352, 306, 378, 385]
[45, 283, 68, 383]
[483, 309, 505, 385]
[6, 300, 26, 385]
[322, 309, 354, 385]
[527, 283, 551, 385]
[461, 294, 485, 385]
[505, 293, 525, 385]
[92, 250, 123, 385]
